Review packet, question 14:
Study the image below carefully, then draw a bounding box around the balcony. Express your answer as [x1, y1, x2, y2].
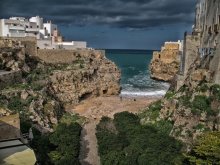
[26, 28, 39, 32]
[9, 32, 25, 37]
[9, 25, 25, 31]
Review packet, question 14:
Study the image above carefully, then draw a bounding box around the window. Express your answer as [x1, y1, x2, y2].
[214, 24, 219, 34]
[208, 26, 212, 34]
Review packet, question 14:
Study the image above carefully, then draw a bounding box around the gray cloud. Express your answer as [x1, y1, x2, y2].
[0, 0, 196, 29]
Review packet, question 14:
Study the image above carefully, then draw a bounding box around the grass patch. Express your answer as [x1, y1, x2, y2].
[165, 90, 175, 100]
[139, 100, 162, 121]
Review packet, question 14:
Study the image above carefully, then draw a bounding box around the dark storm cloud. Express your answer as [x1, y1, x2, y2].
[0, 0, 196, 29]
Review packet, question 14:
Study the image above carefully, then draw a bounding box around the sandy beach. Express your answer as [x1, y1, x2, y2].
[72, 96, 158, 120]
[71, 96, 158, 165]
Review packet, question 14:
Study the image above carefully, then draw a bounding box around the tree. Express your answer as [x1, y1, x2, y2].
[186, 132, 220, 165]
[49, 123, 82, 165]
[96, 112, 183, 165]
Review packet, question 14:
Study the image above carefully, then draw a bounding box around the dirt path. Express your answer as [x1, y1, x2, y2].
[79, 120, 100, 165]
[72, 96, 158, 165]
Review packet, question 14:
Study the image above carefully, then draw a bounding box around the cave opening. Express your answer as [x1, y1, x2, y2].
[79, 92, 93, 102]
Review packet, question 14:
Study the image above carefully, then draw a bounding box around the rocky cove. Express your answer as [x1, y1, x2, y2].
[1, 0, 220, 163]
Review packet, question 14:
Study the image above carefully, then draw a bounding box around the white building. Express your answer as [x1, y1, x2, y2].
[0, 16, 87, 49]
[43, 21, 57, 38]
[29, 16, 43, 29]
[56, 41, 87, 50]
[0, 17, 26, 37]
[161, 40, 183, 52]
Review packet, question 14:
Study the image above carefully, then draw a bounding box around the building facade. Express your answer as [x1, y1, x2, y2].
[179, 0, 220, 87]
[0, 16, 87, 50]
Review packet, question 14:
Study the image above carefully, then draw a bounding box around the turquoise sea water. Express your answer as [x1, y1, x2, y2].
[105, 49, 169, 97]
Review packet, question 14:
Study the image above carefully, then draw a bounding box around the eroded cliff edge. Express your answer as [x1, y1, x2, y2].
[150, 41, 181, 82]
[0, 38, 120, 132]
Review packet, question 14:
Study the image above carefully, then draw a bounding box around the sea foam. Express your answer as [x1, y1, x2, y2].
[120, 90, 167, 97]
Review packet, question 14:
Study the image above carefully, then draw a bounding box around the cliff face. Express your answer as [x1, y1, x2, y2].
[47, 53, 120, 106]
[142, 63, 220, 149]
[150, 59, 179, 82]
[150, 42, 181, 82]
[0, 39, 121, 132]
[158, 56, 220, 148]
[145, 0, 220, 148]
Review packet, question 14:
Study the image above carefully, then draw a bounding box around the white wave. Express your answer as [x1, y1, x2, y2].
[120, 90, 167, 97]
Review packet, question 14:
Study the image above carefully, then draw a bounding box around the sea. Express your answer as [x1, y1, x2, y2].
[105, 49, 170, 98]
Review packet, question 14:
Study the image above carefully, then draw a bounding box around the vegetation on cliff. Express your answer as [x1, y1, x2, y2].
[185, 131, 220, 164]
[96, 111, 183, 165]
[96, 100, 220, 164]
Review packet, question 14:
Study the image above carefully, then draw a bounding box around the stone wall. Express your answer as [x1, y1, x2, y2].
[0, 114, 21, 140]
[164, 43, 180, 50]
[1, 37, 37, 56]
[210, 45, 220, 84]
[182, 35, 200, 76]
[153, 43, 180, 64]
[0, 71, 22, 90]
[37, 49, 105, 64]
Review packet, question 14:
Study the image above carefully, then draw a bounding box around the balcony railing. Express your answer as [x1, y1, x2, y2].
[9, 32, 26, 37]
[26, 28, 39, 32]
[9, 25, 25, 31]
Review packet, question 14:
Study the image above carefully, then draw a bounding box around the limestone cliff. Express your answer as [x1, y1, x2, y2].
[150, 41, 181, 82]
[47, 52, 120, 106]
[143, 41, 220, 150]
[158, 56, 220, 148]
[0, 38, 121, 132]
[144, 0, 220, 149]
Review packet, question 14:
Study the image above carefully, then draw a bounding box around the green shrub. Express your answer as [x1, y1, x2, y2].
[197, 84, 209, 93]
[193, 123, 205, 130]
[31, 82, 44, 91]
[179, 85, 189, 93]
[165, 90, 175, 99]
[139, 100, 162, 121]
[211, 84, 220, 100]
[96, 112, 183, 165]
[60, 113, 86, 125]
[191, 95, 213, 115]
[150, 120, 173, 135]
[4, 83, 29, 90]
[49, 123, 82, 165]
[185, 131, 220, 164]
[8, 96, 26, 113]
[179, 95, 191, 107]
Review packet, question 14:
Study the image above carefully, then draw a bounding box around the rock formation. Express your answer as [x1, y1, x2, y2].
[47, 53, 121, 106]
[150, 41, 182, 82]
[0, 38, 121, 132]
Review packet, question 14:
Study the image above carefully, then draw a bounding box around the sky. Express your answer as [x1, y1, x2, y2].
[0, 0, 197, 50]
